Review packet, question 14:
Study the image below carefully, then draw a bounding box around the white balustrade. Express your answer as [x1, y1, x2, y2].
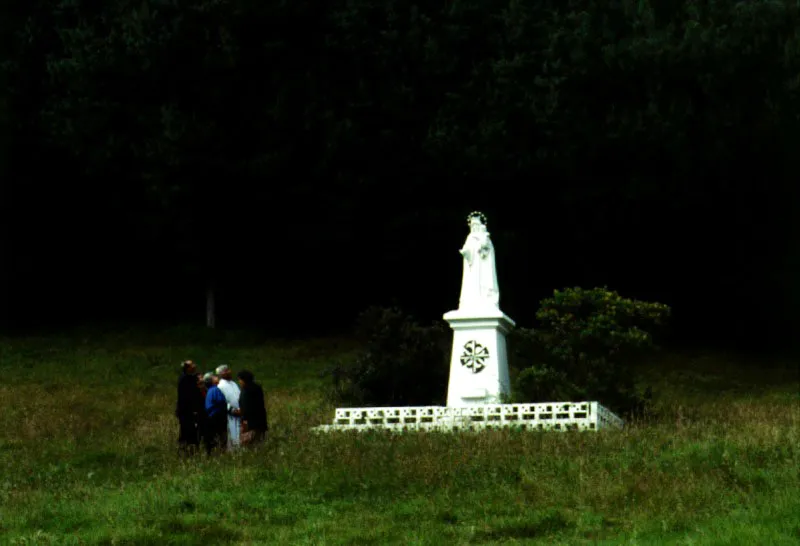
[312, 402, 623, 433]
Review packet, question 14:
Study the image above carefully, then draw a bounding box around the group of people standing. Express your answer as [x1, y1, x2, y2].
[175, 360, 268, 455]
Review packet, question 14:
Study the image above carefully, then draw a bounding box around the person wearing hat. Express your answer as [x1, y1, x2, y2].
[215, 364, 242, 450]
[175, 360, 202, 456]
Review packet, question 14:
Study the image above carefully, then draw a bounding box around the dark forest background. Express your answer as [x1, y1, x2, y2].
[1, 0, 799, 350]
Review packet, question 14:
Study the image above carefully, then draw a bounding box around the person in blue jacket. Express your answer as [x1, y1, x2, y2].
[203, 372, 228, 455]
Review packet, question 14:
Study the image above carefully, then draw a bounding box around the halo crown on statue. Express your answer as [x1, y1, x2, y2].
[466, 211, 488, 229]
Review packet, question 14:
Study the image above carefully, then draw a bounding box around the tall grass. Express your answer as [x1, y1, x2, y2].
[0, 329, 798, 545]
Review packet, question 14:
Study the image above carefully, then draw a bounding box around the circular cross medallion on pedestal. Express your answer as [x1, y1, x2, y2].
[460, 340, 489, 374]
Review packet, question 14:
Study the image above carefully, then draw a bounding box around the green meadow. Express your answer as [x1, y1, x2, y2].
[0, 328, 798, 545]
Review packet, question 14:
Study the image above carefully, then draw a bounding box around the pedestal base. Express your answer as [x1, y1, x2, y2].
[443, 308, 515, 407]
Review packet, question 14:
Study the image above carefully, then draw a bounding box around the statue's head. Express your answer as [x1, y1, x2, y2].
[467, 211, 487, 232]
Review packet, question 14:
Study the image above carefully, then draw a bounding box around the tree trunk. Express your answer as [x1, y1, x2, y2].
[0, 239, 6, 332]
[206, 284, 216, 329]
[0, 187, 7, 332]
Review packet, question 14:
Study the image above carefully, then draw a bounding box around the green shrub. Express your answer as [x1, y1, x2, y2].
[511, 287, 670, 414]
[325, 306, 449, 407]
[513, 364, 580, 403]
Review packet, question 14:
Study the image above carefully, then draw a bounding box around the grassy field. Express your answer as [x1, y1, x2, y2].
[0, 327, 798, 545]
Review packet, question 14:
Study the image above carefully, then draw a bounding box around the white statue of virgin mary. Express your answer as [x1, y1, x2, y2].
[458, 212, 500, 310]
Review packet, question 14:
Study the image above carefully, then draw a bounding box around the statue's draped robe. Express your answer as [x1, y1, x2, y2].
[217, 378, 242, 449]
[458, 225, 499, 310]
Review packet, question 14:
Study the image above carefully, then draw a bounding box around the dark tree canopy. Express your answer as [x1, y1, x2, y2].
[2, 0, 799, 348]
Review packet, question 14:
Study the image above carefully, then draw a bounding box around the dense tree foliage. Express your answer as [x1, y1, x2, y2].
[510, 287, 670, 413]
[327, 306, 449, 407]
[3, 0, 799, 347]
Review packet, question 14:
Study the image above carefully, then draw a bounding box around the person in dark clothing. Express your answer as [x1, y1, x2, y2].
[236, 370, 268, 446]
[195, 373, 208, 448]
[175, 360, 202, 456]
[203, 372, 228, 455]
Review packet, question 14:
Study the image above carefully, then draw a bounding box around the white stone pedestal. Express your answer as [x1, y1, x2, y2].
[443, 308, 515, 406]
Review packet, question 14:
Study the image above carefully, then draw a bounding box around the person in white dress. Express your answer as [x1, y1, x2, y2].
[215, 364, 242, 450]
